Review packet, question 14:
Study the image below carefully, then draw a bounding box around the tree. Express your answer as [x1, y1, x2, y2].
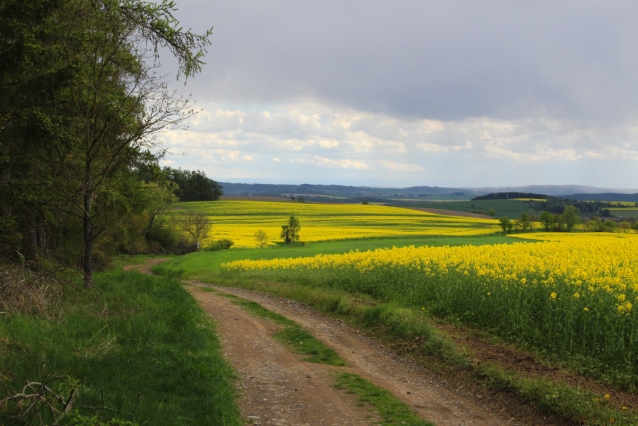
[539, 211, 554, 231]
[487, 208, 496, 217]
[520, 213, 530, 232]
[280, 216, 300, 243]
[499, 217, 511, 233]
[561, 205, 580, 232]
[602, 220, 617, 232]
[254, 229, 269, 248]
[528, 214, 538, 232]
[165, 167, 223, 201]
[179, 213, 211, 248]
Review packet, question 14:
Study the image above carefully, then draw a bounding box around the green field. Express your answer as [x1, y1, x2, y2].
[609, 208, 638, 219]
[152, 235, 515, 279]
[392, 199, 538, 218]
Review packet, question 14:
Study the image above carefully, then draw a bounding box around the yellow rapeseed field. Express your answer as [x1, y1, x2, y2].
[174, 200, 500, 247]
[223, 235, 638, 377]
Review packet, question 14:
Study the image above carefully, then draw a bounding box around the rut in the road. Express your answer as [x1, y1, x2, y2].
[191, 283, 512, 426]
[125, 260, 516, 425]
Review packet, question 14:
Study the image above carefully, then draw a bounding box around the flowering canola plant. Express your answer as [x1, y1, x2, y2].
[223, 236, 638, 379]
[174, 200, 500, 247]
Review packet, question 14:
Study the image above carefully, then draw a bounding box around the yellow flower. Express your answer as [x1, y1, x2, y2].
[550, 292, 557, 300]
[604, 394, 610, 400]
[573, 292, 580, 299]
[583, 307, 589, 312]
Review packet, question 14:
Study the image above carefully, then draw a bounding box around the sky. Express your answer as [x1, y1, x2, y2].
[158, 1, 638, 188]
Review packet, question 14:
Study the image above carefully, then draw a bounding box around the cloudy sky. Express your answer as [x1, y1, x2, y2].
[159, 1, 638, 188]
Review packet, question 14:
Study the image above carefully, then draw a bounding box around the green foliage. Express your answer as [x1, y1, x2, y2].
[280, 215, 301, 244]
[540, 211, 554, 231]
[204, 239, 234, 251]
[499, 216, 512, 233]
[561, 205, 580, 232]
[0, 270, 241, 425]
[164, 167, 223, 202]
[0, 0, 212, 284]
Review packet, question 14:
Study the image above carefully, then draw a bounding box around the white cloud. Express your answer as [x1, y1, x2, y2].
[379, 161, 422, 172]
[159, 101, 638, 186]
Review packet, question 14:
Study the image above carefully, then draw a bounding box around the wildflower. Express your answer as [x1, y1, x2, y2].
[550, 292, 557, 300]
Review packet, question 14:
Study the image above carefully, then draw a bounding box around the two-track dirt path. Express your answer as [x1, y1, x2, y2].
[125, 259, 515, 425]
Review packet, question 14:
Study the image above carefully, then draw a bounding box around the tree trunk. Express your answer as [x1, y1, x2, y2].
[83, 191, 93, 288]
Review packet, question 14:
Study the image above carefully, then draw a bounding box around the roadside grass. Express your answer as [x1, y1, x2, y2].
[205, 289, 345, 366]
[335, 373, 434, 426]
[0, 270, 241, 426]
[152, 235, 516, 281]
[198, 277, 638, 426]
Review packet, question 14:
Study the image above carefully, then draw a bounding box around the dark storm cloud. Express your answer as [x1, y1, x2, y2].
[173, 0, 638, 121]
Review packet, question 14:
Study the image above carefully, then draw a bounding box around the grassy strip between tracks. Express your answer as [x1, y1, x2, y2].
[0, 270, 242, 426]
[335, 373, 435, 426]
[201, 287, 345, 366]
[200, 287, 435, 425]
[191, 276, 638, 426]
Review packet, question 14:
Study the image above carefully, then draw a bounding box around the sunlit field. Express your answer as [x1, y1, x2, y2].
[508, 232, 638, 242]
[174, 201, 500, 248]
[223, 235, 638, 384]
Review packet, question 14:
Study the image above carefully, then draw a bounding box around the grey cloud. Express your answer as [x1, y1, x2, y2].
[171, 0, 638, 121]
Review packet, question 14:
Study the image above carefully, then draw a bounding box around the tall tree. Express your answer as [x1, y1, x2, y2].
[0, 0, 212, 287]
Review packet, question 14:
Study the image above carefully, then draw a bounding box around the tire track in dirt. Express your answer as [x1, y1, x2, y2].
[126, 259, 514, 425]
[197, 283, 513, 426]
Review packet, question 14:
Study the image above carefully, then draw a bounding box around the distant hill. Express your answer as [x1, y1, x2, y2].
[564, 193, 638, 202]
[218, 182, 638, 200]
[472, 192, 548, 201]
[462, 185, 638, 196]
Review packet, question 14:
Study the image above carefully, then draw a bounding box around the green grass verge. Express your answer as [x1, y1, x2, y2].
[0, 270, 241, 426]
[335, 373, 434, 426]
[211, 290, 345, 366]
[152, 235, 516, 280]
[201, 278, 638, 426]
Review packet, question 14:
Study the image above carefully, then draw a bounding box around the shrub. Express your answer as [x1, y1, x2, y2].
[204, 239, 234, 251]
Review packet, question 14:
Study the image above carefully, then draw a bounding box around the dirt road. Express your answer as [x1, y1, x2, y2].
[125, 259, 514, 425]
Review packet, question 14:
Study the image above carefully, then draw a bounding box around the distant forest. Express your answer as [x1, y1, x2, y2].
[472, 192, 548, 200]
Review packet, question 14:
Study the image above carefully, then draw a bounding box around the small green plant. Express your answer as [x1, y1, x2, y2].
[254, 229, 269, 248]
